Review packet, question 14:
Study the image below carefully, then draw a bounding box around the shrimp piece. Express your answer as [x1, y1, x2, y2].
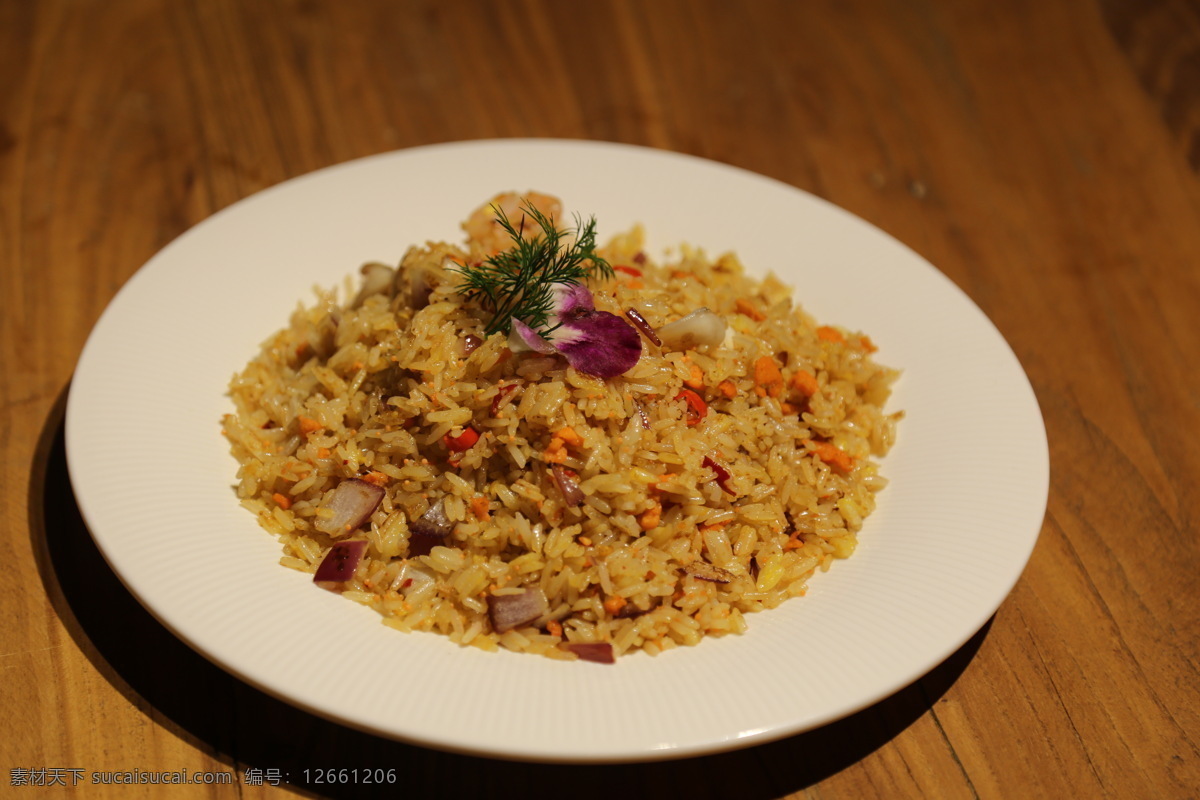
[463, 191, 563, 256]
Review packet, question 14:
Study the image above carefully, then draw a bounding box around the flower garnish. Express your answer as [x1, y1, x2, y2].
[452, 200, 641, 378]
[451, 201, 614, 336]
[510, 283, 642, 378]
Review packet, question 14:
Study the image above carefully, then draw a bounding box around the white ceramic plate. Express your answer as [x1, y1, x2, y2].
[66, 139, 1048, 762]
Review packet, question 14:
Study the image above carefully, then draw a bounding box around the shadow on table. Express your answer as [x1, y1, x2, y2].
[31, 389, 989, 799]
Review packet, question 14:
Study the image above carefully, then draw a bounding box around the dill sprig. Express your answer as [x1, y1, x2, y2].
[451, 203, 613, 337]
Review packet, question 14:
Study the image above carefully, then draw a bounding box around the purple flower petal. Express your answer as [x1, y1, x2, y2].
[555, 310, 642, 378]
[552, 282, 595, 317]
[504, 284, 639, 378]
[509, 317, 555, 354]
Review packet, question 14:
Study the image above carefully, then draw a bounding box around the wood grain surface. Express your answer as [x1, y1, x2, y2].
[3, 0, 1199, 797]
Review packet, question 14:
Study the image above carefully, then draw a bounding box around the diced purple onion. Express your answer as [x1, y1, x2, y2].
[487, 588, 549, 632]
[314, 539, 368, 589]
[551, 464, 584, 507]
[353, 262, 395, 306]
[461, 333, 483, 356]
[410, 267, 434, 309]
[407, 499, 453, 557]
[566, 642, 615, 664]
[315, 478, 385, 536]
[406, 533, 442, 558]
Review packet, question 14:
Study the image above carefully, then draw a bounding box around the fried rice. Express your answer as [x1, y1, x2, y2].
[221, 193, 901, 662]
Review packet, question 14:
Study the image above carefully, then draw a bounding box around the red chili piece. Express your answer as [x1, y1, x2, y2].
[675, 389, 707, 426]
[490, 384, 519, 416]
[702, 455, 736, 495]
[443, 426, 480, 452]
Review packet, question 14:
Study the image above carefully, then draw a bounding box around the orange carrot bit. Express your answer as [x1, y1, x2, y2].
[554, 426, 584, 448]
[780, 401, 801, 415]
[753, 356, 784, 398]
[674, 388, 708, 426]
[271, 492, 292, 510]
[790, 369, 820, 397]
[625, 279, 645, 289]
[546, 619, 564, 638]
[735, 298, 767, 321]
[603, 594, 628, 615]
[577, 535, 594, 547]
[443, 426, 480, 452]
[543, 436, 568, 464]
[638, 501, 662, 531]
[614, 264, 643, 277]
[806, 439, 855, 473]
[859, 335, 878, 353]
[671, 270, 698, 280]
[684, 362, 705, 391]
[315, 447, 331, 459]
[783, 531, 805, 551]
[817, 325, 846, 344]
[297, 415, 322, 435]
[360, 471, 390, 487]
[716, 379, 737, 399]
[469, 495, 491, 520]
[544, 426, 583, 464]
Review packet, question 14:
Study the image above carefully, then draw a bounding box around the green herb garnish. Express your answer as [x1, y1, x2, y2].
[451, 203, 613, 337]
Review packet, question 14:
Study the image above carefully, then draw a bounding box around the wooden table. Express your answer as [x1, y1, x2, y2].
[4, 0, 1198, 797]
